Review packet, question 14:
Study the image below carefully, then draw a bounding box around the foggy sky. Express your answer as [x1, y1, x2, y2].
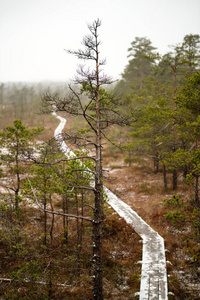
[0, 0, 200, 82]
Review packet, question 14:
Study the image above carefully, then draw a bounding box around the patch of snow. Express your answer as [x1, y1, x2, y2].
[109, 168, 123, 174]
[0, 147, 9, 155]
[140, 195, 149, 201]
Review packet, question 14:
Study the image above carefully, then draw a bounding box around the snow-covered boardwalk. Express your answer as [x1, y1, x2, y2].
[53, 112, 168, 300]
[104, 186, 168, 300]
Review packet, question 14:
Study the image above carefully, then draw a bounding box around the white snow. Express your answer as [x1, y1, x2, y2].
[52, 111, 168, 300]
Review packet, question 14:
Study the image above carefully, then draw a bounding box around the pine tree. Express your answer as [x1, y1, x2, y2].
[0, 120, 43, 210]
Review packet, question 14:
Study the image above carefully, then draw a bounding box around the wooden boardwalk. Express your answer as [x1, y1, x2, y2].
[104, 186, 168, 300]
[53, 111, 168, 300]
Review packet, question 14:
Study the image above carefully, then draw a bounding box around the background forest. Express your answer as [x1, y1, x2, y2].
[0, 33, 200, 299]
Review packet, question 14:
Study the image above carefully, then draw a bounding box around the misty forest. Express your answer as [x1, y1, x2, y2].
[0, 20, 200, 300]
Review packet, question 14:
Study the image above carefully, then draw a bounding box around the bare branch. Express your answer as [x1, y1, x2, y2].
[63, 133, 97, 148]
[28, 155, 96, 168]
[0, 277, 71, 288]
[43, 208, 93, 222]
[84, 203, 95, 210]
[101, 131, 123, 151]
[48, 155, 96, 164]
[67, 168, 95, 175]
[69, 185, 95, 191]
[68, 84, 97, 133]
[67, 48, 95, 61]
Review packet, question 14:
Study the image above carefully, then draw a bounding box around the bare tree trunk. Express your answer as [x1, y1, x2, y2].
[128, 150, 132, 166]
[92, 34, 103, 299]
[154, 156, 159, 173]
[75, 191, 81, 277]
[92, 180, 103, 300]
[15, 144, 20, 211]
[62, 194, 69, 245]
[172, 169, 178, 190]
[163, 164, 168, 189]
[49, 195, 54, 243]
[77, 191, 84, 277]
[48, 260, 53, 298]
[44, 195, 47, 246]
[183, 166, 188, 180]
[195, 175, 199, 206]
[172, 68, 178, 190]
[14, 189, 19, 211]
[172, 144, 178, 190]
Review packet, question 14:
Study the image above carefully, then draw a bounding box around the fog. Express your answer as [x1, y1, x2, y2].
[0, 0, 200, 82]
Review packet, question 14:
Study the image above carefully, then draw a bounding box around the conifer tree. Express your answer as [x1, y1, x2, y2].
[42, 19, 127, 300]
[0, 120, 43, 210]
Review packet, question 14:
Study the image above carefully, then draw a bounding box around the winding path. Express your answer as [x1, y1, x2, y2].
[52, 111, 168, 300]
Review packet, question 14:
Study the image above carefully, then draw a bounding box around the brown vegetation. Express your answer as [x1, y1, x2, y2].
[1, 89, 200, 299]
[103, 144, 200, 299]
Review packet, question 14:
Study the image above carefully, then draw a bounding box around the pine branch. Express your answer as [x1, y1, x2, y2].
[26, 175, 93, 223]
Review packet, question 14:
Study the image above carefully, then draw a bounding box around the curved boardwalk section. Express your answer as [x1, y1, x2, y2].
[53, 112, 168, 300]
[104, 186, 168, 300]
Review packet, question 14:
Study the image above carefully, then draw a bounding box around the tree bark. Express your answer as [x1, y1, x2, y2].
[172, 169, 178, 190]
[49, 195, 54, 243]
[15, 140, 20, 211]
[195, 175, 199, 206]
[92, 157, 103, 299]
[163, 164, 168, 189]
[92, 28, 103, 299]
[75, 191, 81, 277]
[153, 156, 159, 173]
[62, 194, 69, 246]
